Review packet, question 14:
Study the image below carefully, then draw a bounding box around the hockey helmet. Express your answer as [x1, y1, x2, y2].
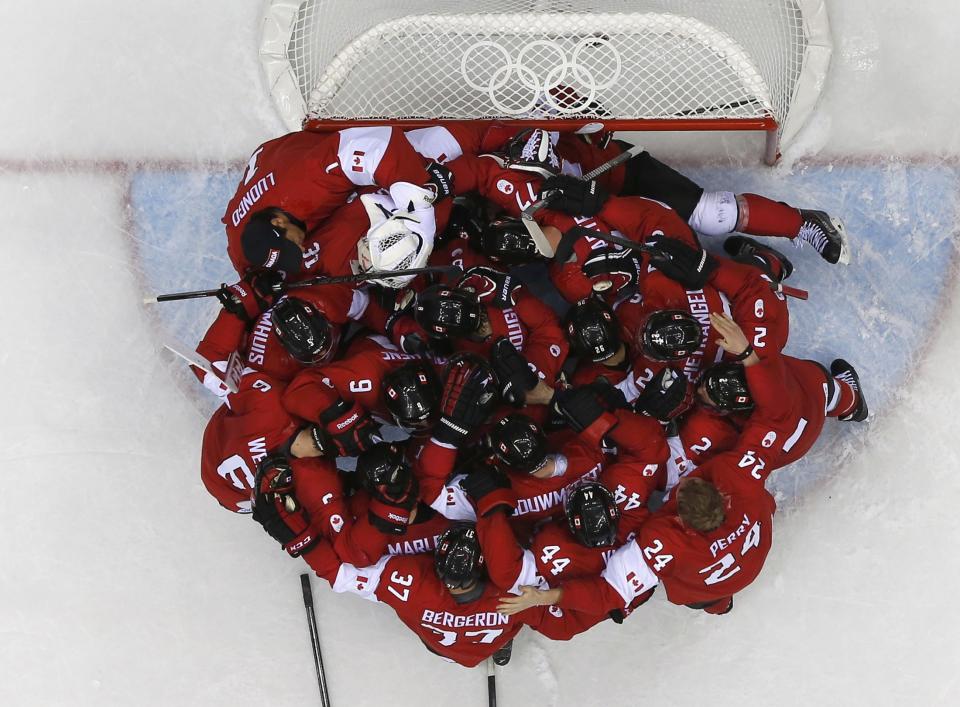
[564, 297, 622, 363]
[435, 523, 486, 590]
[565, 481, 620, 548]
[272, 297, 339, 365]
[382, 361, 442, 431]
[478, 217, 541, 264]
[700, 363, 754, 413]
[505, 129, 560, 178]
[488, 414, 548, 474]
[639, 309, 703, 362]
[355, 442, 418, 498]
[414, 284, 482, 339]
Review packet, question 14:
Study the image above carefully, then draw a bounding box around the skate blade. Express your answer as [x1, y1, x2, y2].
[832, 216, 851, 265]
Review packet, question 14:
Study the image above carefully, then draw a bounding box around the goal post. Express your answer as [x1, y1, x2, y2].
[260, 0, 832, 164]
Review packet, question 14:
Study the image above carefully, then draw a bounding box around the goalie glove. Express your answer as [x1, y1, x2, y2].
[251, 455, 320, 557]
[582, 248, 643, 294]
[490, 337, 538, 407]
[457, 266, 519, 309]
[434, 354, 499, 446]
[644, 235, 717, 290]
[541, 174, 609, 217]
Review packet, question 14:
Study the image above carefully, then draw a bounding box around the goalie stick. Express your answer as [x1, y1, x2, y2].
[563, 226, 810, 301]
[520, 143, 645, 257]
[300, 573, 332, 707]
[143, 265, 463, 304]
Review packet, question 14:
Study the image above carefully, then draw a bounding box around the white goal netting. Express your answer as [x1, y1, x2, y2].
[260, 0, 831, 160]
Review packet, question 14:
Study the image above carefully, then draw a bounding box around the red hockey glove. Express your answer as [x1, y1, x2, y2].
[459, 464, 515, 517]
[250, 455, 320, 557]
[644, 235, 717, 290]
[552, 386, 618, 446]
[434, 354, 499, 446]
[317, 399, 381, 457]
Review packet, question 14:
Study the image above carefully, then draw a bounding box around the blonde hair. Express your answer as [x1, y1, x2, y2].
[677, 478, 725, 532]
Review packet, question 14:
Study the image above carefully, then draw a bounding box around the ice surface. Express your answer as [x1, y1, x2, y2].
[2, 2, 959, 706]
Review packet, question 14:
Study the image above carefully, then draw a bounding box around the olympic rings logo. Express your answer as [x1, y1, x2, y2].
[460, 37, 622, 115]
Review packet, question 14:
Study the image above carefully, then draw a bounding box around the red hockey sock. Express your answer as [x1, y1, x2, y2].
[830, 377, 858, 418]
[738, 193, 804, 238]
[703, 597, 733, 615]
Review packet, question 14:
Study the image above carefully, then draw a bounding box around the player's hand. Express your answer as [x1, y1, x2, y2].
[425, 162, 454, 202]
[318, 400, 381, 457]
[251, 455, 320, 557]
[433, 354, 499, 446]
[710, 312, 758, 364]
[496, 586, 562, 616]
[490, 337, 538, 406]
[645, 235, 717, 290]
[525, 379, 555, 406]
[541, 175, 608, 217]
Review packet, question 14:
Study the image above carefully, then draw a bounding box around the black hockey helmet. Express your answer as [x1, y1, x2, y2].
[478, 217, 541, 264]
[565, 481, 620, 548]
[355, 442, 418, 498]
[435, 523, 486, 590]
[633, 367, 694, 421]
[382, 361, 442, 431]
[639, 309, 703, 362]
[700, 363, 754, 413]
[505, 128, 560, 178]
[272, 297, 338, 365]
[488, 414, 548, 474]
[414, 284, 482, 339]
[564, 297, 622, 363]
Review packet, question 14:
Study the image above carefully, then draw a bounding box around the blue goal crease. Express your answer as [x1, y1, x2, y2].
[129, 163, 960, 503]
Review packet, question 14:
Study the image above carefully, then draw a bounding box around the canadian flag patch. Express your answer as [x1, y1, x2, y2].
[352, 150, 365, 173]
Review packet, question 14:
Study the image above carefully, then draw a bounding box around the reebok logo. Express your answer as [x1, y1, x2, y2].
[336, 412, 360, 430]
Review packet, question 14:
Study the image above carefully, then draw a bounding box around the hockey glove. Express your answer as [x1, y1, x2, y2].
[317, 399, 381, 457]
[632, 367, 694, 421]
[458, 266, 519, 309]
[582, 248, 643, 293]
[460, 464, 515, 517]
[490, 337, 538, 407]
[217, 280, 269, 323]
[251, 455, 320, 557]
[644, 235, 717, 290]
[425, 162, 455, 203]
[434, 354, 499, 447]
[552, 386, 618, 446]
[386, 312, 431, 355]
[541, 174, 609, 217]
[368, 473, 420, 535]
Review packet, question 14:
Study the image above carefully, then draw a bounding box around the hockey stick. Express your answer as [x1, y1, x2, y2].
[520, 143, 645, 258]
[565, 226, 810, 301]
[300, 573, 332, 707]
[486, 657, 497, 707]
[143, 265, 462, 304]
[161, 339, 241, 394]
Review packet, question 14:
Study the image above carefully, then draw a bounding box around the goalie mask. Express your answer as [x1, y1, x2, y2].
[564, 297, 622, 363]
[478, 217, 541, 264]
[488, 414, 548, 474]
[357, 194, 431, 288]
[272, 297, 339, 365]
[435, 523, 486, 590]
[505, 128, 560, 178]
[640, 310, 703, 361]
[700, 363, 754, 413]
[382, 361, 442, 431]
[565, 481, 620, 548]
[414, 285, 482, 339]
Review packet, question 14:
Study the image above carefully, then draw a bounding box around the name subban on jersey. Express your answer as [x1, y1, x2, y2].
[420, 610, 510, 628]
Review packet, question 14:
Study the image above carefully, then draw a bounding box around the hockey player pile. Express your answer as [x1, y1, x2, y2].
[190, 124, 866, 669]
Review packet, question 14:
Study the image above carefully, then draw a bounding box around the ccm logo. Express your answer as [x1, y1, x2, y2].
[289, 534, 314, 552]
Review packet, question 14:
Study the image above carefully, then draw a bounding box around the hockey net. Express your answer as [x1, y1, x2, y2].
[260, 0, 831, 163]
